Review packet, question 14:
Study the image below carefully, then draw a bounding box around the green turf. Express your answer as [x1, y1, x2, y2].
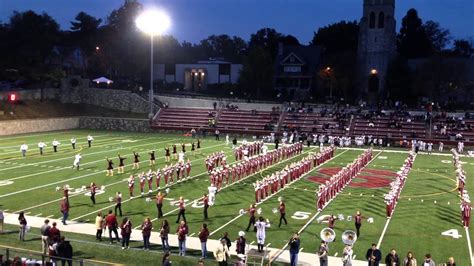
[1, 130, 473, 265]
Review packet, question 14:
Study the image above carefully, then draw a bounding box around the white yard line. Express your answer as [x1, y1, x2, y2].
[3, 138, 179, 181]
[465, 227, 474, 266]
[210, 149, 349, 237]
[2, 142, 226, 200]
[269, 149, 384, 263]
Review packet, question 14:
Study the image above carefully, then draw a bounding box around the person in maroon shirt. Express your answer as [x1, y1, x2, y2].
[105, 210, 120, 244]
[160, 219, 170, 252]
[60, 197, 69, 225]
[141, 217, 153, 250]
[278, 200, 288, 227]
[198, 223, 210, 259]
[176, 220, 188, 256]
[49, 222, 61, 243]
[176, 196, 186, 223]
[245, 204, 257, 232]
[462, 200, 471, 228]
[87, 182, 98, 205]
[120, 217, 132, 249]
[354, 210, 367, 238]
[235, 231, 246, 255]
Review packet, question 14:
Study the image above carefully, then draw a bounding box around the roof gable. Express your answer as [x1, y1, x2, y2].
[280, 52, 305, 66]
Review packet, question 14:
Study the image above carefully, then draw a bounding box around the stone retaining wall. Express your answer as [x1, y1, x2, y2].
[79, 117, 151, 132]
[0, 117, 80, 136]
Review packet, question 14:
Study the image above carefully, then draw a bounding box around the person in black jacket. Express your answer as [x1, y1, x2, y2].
[288, 233, 300, 266]
[366, 243, 382, 266]
[385, 249, 400, 266]
[57, 236, 73, 266]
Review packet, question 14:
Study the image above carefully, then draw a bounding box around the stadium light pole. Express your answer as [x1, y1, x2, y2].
[136, 10, 171, 119]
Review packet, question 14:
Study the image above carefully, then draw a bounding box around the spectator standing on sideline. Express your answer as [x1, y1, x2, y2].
[95, 212, 104, 241]
[220, 232, 232, 250]
[0, 209, 4, 233]
[18, 212, 27, 241]
[423, 254, 435, 266]
[288, 233, 300, 266]
[445, 257, 456, 266]
[317, 240, 328, 266]
[198, 223, 210, 259]
[141, 217, 153, 250]
[235, 231, 246, 255]
[214, 238, 230, 266]
[120, 217, 132, 249]
[162, 252, 171, 266]
[177, 220, 188, 256]
[60, 197, 69, 225]
[57, 236, 73, 266]
[385, 249, 400, 266]
[40, 219, 51, 254]
[160, 220, 170, 252]
[105, 210, 120, 244]
[20, 143, 28, 157]
[215, 129, 220, 141]
[365, 244, 382, 266]
[49, 222, 61, 243]
[403, 251, 417, 266]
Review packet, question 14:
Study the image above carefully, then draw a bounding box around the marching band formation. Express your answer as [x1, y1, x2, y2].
[452, 149, 471, 228]
[317, 148, 373, 211]
[384, 152, 415, 218]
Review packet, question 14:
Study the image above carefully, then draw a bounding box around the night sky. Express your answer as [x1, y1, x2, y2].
[0, 0, 473, 44]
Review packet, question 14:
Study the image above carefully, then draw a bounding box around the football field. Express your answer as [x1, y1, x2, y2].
[0, 130, 473, 265]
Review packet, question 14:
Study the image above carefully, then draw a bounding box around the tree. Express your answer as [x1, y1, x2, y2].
[397, 9, 432, 58]
[280, 35, 300, 46]
[310, 21, 359, 53]
[70, 12, 102, 55]
[385, 57, 415, 104]
[198, 34, 247, 62]
[249, 28, 283, 59]
[423, 20, 451, 52]
[239, 47, 274, 98]
[452, 39, 473, 58]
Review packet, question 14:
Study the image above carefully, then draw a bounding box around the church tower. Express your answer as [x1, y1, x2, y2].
[357, 0, 396, 100]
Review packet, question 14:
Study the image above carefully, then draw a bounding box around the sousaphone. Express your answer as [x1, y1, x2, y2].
[320, 227, 336, 243]
[341, 230, 357, 245]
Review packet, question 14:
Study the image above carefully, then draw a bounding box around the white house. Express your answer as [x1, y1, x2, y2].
[154, 59, 242, 90]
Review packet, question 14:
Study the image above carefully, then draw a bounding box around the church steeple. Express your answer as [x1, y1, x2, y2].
[357, 0, 396, 99]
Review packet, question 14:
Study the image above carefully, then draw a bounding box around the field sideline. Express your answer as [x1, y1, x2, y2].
[1, 130, 473, 265]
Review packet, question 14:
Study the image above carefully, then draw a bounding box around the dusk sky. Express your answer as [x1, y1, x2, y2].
[0, 0, 473, 44]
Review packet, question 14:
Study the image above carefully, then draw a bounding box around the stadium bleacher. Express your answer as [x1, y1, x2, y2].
[151, 107, 213, 131]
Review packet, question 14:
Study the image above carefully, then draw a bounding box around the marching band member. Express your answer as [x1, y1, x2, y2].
[147, 170, 154, 193]
[70, 137, 76, 150]
[117, 154, 126, 174]
[72, 153, 82, 170]
[139, 172, 146, 195]
[105, 157, 114, 176]
[87, 134, 94, 148]
[20, 143, 28, 157]
[132, 151, 140, 169]
[255, 216, 270, 253]
[149, 150, 156, 166]
[128, 175, 135, 197]
[52, 139, 60, 153]
[38, 141, 47, 155]
[185, 159, 192, 178]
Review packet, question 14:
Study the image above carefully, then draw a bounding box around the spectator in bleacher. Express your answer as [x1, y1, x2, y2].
[423, 254, 435, 266]
[57, 236, 73, 266]
[213, 102, 217, 110]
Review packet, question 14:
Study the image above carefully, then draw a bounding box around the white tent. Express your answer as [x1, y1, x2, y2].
[92, 77, 113, 84]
